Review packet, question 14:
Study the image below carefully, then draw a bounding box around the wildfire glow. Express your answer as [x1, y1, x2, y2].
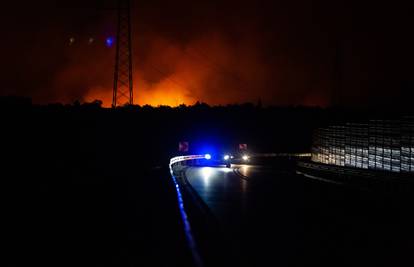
[58, 33, 328, 107]
[83, 80, 197, 107]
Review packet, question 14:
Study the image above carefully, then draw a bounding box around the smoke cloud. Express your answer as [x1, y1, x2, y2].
[83, 32, 273, 106]
[1, 0, 413, 108]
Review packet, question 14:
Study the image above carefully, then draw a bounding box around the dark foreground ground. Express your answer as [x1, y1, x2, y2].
[4, 157, 414, 267]
[3, 165, 193, 267]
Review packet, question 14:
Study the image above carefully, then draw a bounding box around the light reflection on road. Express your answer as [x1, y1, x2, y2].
[185, 166, 252, 222]
[201, 167, 213, 186]
[183, 164, 334, 266]
[199, 166, 232, 187]
[237, 165, 251, 177]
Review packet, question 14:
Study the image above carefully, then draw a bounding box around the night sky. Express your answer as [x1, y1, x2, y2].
[1, 0, 413, 108]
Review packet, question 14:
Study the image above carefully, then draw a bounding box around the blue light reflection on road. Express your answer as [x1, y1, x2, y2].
[169, 167, 203, 267]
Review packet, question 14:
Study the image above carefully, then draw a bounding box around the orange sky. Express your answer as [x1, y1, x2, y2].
[2, 1, 412, 109]
[81, 33, 272, 107]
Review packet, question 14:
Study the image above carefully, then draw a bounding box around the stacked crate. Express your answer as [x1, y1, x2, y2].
[319, 128, 330, 164]
[331, 125, 345, 166]
[311, 128, 322, 163]
[368, 120, 401, 172]
[327, 127, 335, 165]
[401, 117, 414, 173]
[310, 117, 413, 174]
[345, 123, 369, 169]
[391, 122, 402, 172]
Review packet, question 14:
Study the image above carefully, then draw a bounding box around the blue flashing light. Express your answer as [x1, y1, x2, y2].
[105, 37, 114, 47]
[204, 154, 211, 160]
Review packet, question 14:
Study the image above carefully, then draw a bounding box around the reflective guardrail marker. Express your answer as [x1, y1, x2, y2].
[169, 155, 205, 267]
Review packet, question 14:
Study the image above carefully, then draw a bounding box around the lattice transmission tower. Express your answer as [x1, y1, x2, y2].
[112, 0, 133, 107]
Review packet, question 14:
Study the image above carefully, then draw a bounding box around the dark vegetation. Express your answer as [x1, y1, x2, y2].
[0, 96, 326, 266]
[2, 96, 412, 266]
[1, 96, 331, 169]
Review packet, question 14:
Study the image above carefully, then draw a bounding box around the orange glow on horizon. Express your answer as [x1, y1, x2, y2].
[78, 33, 273, 107]
[83, 83, 197, 107]
[70, 33, 329, 108]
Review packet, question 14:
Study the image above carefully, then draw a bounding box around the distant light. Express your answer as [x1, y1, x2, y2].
[88, 37, 94, 44]
[69, 37, 75, 45]
[106, 37, 114, 47]
[205, 154, 211, 160]
[224, 155, 230, 160]
[242, 155, 249, 161]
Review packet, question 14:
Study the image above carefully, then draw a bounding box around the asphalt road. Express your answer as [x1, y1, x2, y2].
[185, 164, 303, 266]
[184, 163, 414, 267]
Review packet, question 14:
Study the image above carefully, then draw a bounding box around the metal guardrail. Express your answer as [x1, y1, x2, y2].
[297, 160, 414, 185]
[169, 155, 205, 166]
[298, 161, 377, 178]
[169, 155, 204, 267]
[254, 153, 311, 158]
[297, 160, 414, 194]
[170, 153, 311, 166]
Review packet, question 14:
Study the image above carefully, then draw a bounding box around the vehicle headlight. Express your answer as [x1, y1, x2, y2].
[224, 155, 230, 160]
[242, 155, 249, 161]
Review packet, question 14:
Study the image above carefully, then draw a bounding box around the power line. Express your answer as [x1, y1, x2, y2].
[147, 64, 197, 93]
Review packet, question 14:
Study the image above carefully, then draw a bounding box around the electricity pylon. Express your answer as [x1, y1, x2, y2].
[112, 0, 133, 107]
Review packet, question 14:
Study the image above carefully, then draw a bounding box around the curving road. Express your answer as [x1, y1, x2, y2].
[185, 164, 304, 266]
[184, 162, 414, 267]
